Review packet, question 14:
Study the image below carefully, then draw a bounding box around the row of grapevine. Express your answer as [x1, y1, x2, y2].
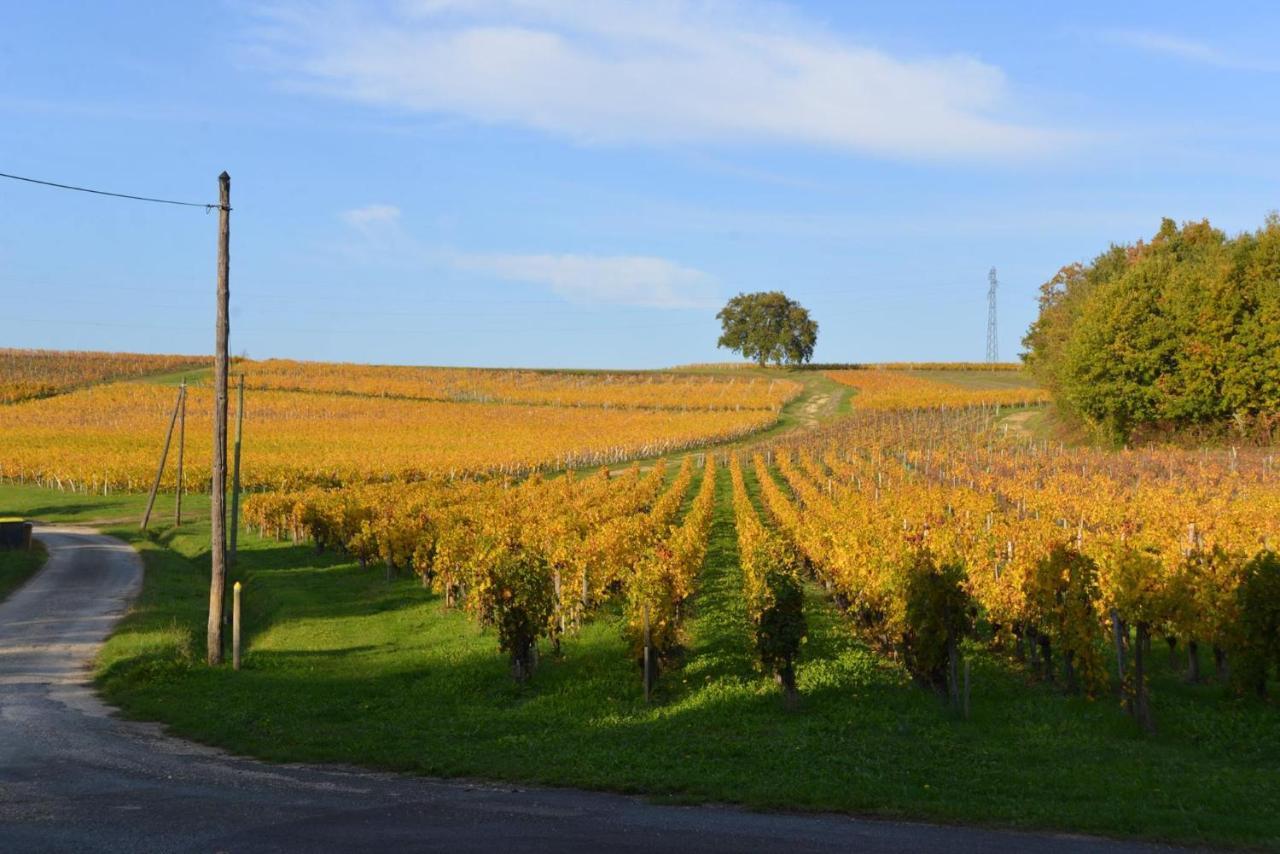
[0, 382, 779, 491]
[0, 348, 203, 404]
[624, 455, 718, 687]
[243, 459, 719, 686]
[754, 449, 970, 704]
[729, 456, 807, 702]
[237, 358, 803, 412]
[826, 369, 1049, 410]
[755, 408, 1280, 728]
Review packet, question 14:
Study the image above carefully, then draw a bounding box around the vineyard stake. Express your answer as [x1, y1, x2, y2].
[1110, 608, 1127, 693]
[140, 384, 184, 531]
[207, 171, 231, 666]
[174, 380, 186, 526]
[229, 373, 245, 564]
[643, 604, 651, 703]
[232, 581, 242, 671]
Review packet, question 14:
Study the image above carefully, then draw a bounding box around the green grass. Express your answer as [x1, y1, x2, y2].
[997, 403, 1101, 447]
[0, 539, 47, 601]
[140, 365, 212, 387]
[1, 482, 211, 528]
[736, 368, 846, 436]
[3, 481, 1278, 848]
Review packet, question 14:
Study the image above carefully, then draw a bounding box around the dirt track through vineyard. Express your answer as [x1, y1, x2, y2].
[1000, 408, 1038, 438]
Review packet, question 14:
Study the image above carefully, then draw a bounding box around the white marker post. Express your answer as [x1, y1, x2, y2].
[232, 581, 242, 671]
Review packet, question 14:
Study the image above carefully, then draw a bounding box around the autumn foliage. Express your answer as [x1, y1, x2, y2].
[0, 381, 776, 491]
[0, 348, 203, 404]
[1023, 216, 1280, 443]
[826, 369, 1049, 411]
[752, 406, 1280, 720]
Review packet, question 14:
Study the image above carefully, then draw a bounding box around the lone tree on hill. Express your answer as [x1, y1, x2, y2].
[716, 291, 818, 367]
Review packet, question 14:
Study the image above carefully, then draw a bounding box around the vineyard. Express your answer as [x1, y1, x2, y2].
[753, 408, 1280, 719]
[8, 355, 1274, 712]
[0, 368, 788, 491]
[236, 358, 802, 411]
[8, 3, 1279, 841]
[216, 395, 1280, 722]
[826, 368, 1050, 410]
[5, 354, 1278, 845]
[875, 362, 1027, 372]
[0, 348, 203, 404]
[240, 455, 719, 683]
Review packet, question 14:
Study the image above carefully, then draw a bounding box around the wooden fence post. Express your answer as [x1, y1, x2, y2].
[1111, 608, 1127, 685]
[174, 380, 186, 526]
[141, 385, 185, 531]
[229, 373, 245, 563]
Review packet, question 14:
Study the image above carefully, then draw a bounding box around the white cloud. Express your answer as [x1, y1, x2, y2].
[336, 203, 425, 267]
[340, 203, 401, 230]
[334, 202, 715, 308]
[456, 252, 718, 308]
[248, 0, 1063, 160]
[1099, 29, 1279, 72]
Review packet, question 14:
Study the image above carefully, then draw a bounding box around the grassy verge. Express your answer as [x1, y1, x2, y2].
[2, 481, 1278, 847]
[998, 404, 1099, 446]
[0, 539, 47, 601]
[140, 365, 212, 387]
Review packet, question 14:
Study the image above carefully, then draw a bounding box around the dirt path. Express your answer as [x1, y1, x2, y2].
[0, 527, 1171, 852]
[1001, 408, 1038, 439]
[797, 387, 843, 428]
[605, 374, 844, 476]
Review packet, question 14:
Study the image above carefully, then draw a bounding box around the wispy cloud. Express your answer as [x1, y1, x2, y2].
[340, 203, 401, 230]
[337, 204, 715, 308]
[1099, 29, 1279, 72]
[455, 252, 718, 309]
[247, 0, 1066, 160]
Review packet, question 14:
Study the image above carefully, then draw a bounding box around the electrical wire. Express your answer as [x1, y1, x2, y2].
[0, 171, 225, 211]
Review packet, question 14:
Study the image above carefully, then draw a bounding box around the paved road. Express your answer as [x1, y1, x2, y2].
[1, 528, 1181, 853]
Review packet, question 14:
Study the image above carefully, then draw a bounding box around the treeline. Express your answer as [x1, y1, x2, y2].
[1023, 216, 1280, 444]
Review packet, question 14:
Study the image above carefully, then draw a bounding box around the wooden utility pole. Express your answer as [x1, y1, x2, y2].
[229, 374, 244, 563]
[140, 385, 184, 531]
[174, 380, 186, 526]
[207, 171, 231, 666]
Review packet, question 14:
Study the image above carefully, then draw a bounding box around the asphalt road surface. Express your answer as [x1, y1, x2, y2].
[0, 527, 1182, 853]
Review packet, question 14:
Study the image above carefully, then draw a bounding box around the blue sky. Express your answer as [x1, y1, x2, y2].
[2, 1, 1277, 368]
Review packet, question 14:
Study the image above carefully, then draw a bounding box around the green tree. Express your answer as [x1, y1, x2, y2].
[716, 291, 818, 367]
[1022, 215, 1280, 444]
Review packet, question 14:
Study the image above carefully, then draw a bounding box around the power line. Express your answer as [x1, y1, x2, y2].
[0, 170, 225, 211]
